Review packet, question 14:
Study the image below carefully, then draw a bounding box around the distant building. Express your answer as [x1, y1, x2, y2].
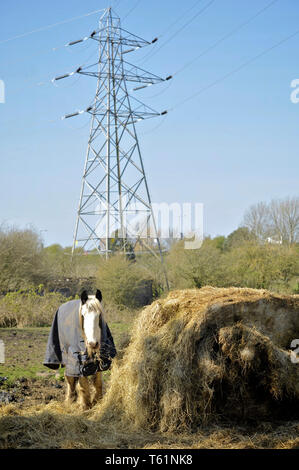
[266, 237, 282, 245]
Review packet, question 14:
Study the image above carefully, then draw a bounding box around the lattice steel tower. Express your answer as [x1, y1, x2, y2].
[54, 8, 170, 285]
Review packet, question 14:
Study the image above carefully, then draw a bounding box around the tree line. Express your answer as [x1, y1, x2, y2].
[0, 196, 298, 308]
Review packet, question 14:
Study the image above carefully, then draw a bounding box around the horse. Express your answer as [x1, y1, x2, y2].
[44, 289, 116, 410]
[65, 289, 104, 410]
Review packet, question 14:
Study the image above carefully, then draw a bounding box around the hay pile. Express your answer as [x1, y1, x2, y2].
[97, 287, 299, 432]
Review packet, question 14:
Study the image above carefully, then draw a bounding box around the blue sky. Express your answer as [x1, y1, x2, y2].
[0, 0, 298, 247]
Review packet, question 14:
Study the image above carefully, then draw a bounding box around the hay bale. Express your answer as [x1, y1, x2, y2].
[97, 287, 299, 432]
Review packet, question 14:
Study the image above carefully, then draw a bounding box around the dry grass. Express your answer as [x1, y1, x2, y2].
[1, 287, 299, 448]
[0, 401, 299, 449]
[0, 290, 72, 327]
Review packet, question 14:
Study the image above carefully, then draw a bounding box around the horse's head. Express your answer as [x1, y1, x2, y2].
[80, 289, 103, 356]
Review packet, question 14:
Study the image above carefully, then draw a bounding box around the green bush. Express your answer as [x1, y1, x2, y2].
[166, 239, 225, 289]
[97, 255, 155, 308]
[167, 239, 299, 294]
[222, 243, 299, 290]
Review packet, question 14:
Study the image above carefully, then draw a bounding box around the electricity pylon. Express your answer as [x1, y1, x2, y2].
[54, 7, 170, 288]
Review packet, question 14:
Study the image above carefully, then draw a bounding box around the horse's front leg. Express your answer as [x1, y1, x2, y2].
[65, 374, 78, 405]
[77, 376, 91, 410]
[92, 371, 103, 405]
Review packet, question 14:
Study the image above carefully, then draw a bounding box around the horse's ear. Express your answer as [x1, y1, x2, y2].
[81, 290, 88, 305]
[95, 289, 102, 302]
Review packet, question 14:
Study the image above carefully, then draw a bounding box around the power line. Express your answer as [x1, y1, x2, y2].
[2, 23, 95, 68]
[146, 80, 174, 99]
[7, 41, 100, 96]
[139, 114, 168, 136]
[173, 0, 279, 76]
[123, 0, 143, 21]
[113, 0, 122, 8]
[157, 0, 205, 39]
[0, 7, 107, 45]
[137, 0, 205, 65]
[140, 0, 216, 65]
[170, 25, 299, 111]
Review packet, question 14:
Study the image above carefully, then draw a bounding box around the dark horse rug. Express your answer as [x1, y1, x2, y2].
[43, 299, 117, 377]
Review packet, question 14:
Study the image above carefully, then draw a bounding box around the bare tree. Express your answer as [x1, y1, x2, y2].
[0, 225, 46, 291]
[269, 197, 299, 244]
[243, 201, 271, 240]
[243, 197, 299, 244]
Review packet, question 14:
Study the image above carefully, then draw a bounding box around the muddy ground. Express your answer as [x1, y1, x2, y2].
[0, 325, 125, 407]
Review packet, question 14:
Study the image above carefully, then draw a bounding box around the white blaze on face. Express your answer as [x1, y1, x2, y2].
[81, 299, 101, 348]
